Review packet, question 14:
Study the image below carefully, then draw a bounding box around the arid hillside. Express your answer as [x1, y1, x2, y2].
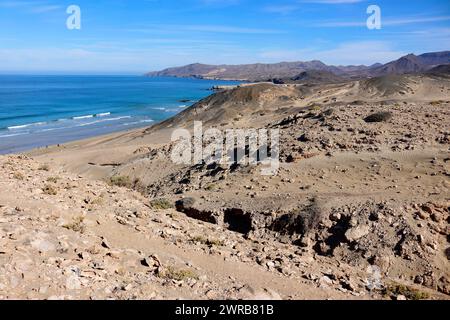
[7, 71, 450, 300]
[146, 51, 450, 81]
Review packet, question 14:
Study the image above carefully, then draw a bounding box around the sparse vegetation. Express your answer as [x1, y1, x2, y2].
[62, 216, 86, 233]
[205, 184, 218, 191]
[13, 172, 24, 180]
[150, 198, 174, 210]
[190, 235, 224, 247]
[43, 184, 57, 195]
[161, 266, 199, 281]
[46, 176, 60, 183]
[109, 175, 132, 188]
[90, 196, 105, 206]
[38, 164, 50, 171]
[364, 111, 393, 123]
[384, 283, 430, 300]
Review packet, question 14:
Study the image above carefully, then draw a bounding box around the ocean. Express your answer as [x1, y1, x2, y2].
[0, 75, 240, 154]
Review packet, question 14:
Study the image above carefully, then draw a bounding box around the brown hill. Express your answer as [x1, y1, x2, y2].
[272, 70, 345, 85]
[146, 51, 450, 81]
[147, 61, 361, 81]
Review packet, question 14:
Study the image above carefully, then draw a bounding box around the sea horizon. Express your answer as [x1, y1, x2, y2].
[0, 75, 241, 154]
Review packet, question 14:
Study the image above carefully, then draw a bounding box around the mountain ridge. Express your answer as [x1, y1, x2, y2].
[146, 51, 450, 81]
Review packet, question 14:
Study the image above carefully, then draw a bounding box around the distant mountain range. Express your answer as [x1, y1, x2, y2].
[146, 51, 450, 81]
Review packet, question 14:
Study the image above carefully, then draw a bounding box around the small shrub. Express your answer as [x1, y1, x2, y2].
[205, 184, 217, 191]
[46, 176, 60, 183]
[162, 266, 199, 281]
[38, 164, 50, 171]
[150, 198, 174, 210]
[62, 216, 86, 233]
[190, 236, 224, 247]
[43, 184, 57, 195]
[384, 283, 430, 300]
[90, 196, 104, 206]
[364, 112, 392, 123]
[109, 175, 132, 188]
[13, 172, 24, 180]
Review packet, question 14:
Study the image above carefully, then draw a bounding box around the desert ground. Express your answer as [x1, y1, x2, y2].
[0, 72, 449, 300]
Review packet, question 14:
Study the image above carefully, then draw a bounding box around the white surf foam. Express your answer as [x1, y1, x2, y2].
[7, 122, 46, 130]
[72, 114, 94, 120]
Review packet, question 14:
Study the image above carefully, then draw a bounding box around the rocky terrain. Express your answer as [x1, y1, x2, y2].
[0, 155, 379, 300]
[2, 70, 449, 300]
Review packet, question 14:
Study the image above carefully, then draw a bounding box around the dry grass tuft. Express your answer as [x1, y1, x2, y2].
[62, 216, 86, 233]
[13, 172, 24, 180]
[161, 266, 199, 281]
[384, 283, 430, 300]
[150, 198, 174, 210]
[46, 176, 60, 183]
[43, 184, 57, 195]
[38, 164, 50, 171]
[190, 236, 224, 247]
[109, 175, 132, 188]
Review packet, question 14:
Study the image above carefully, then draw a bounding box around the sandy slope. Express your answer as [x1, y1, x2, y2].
[1, 155, 359, 300]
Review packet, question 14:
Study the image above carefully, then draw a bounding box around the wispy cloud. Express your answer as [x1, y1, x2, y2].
[31, 5, 62, 13]
[264, 0, 364, 15]
[0, 0, 34, 8]
[0, 0, 61, 13]
[315, 15, 450, 27]
[129, 24, 283, 34]
[263, 0, 366, 15]
[259, 41, 405, 65]
[183, 24, 283, 34]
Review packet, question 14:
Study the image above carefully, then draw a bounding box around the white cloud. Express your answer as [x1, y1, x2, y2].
[0, 1, 32, 8]
[183, 24, 283, 34]
[0, 43, 257, 73]
[315, 15, 450, 27]
[259, 41, 405, 65]
[0, 0, 62, 14]
[129, 24, 283, 35]
[263, 0, 364, 14]
[31, 5, 62, 13]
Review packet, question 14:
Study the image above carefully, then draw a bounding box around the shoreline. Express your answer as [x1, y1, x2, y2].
[25, 122, 158, 157]
[1, 119, 157, 156]
[0, 75, 242, 155]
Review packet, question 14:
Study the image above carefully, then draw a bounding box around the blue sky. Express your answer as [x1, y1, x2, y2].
[0, 0, 449, 74]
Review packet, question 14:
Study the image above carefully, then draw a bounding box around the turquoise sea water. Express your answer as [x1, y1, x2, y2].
[0, 75, 240, 154]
